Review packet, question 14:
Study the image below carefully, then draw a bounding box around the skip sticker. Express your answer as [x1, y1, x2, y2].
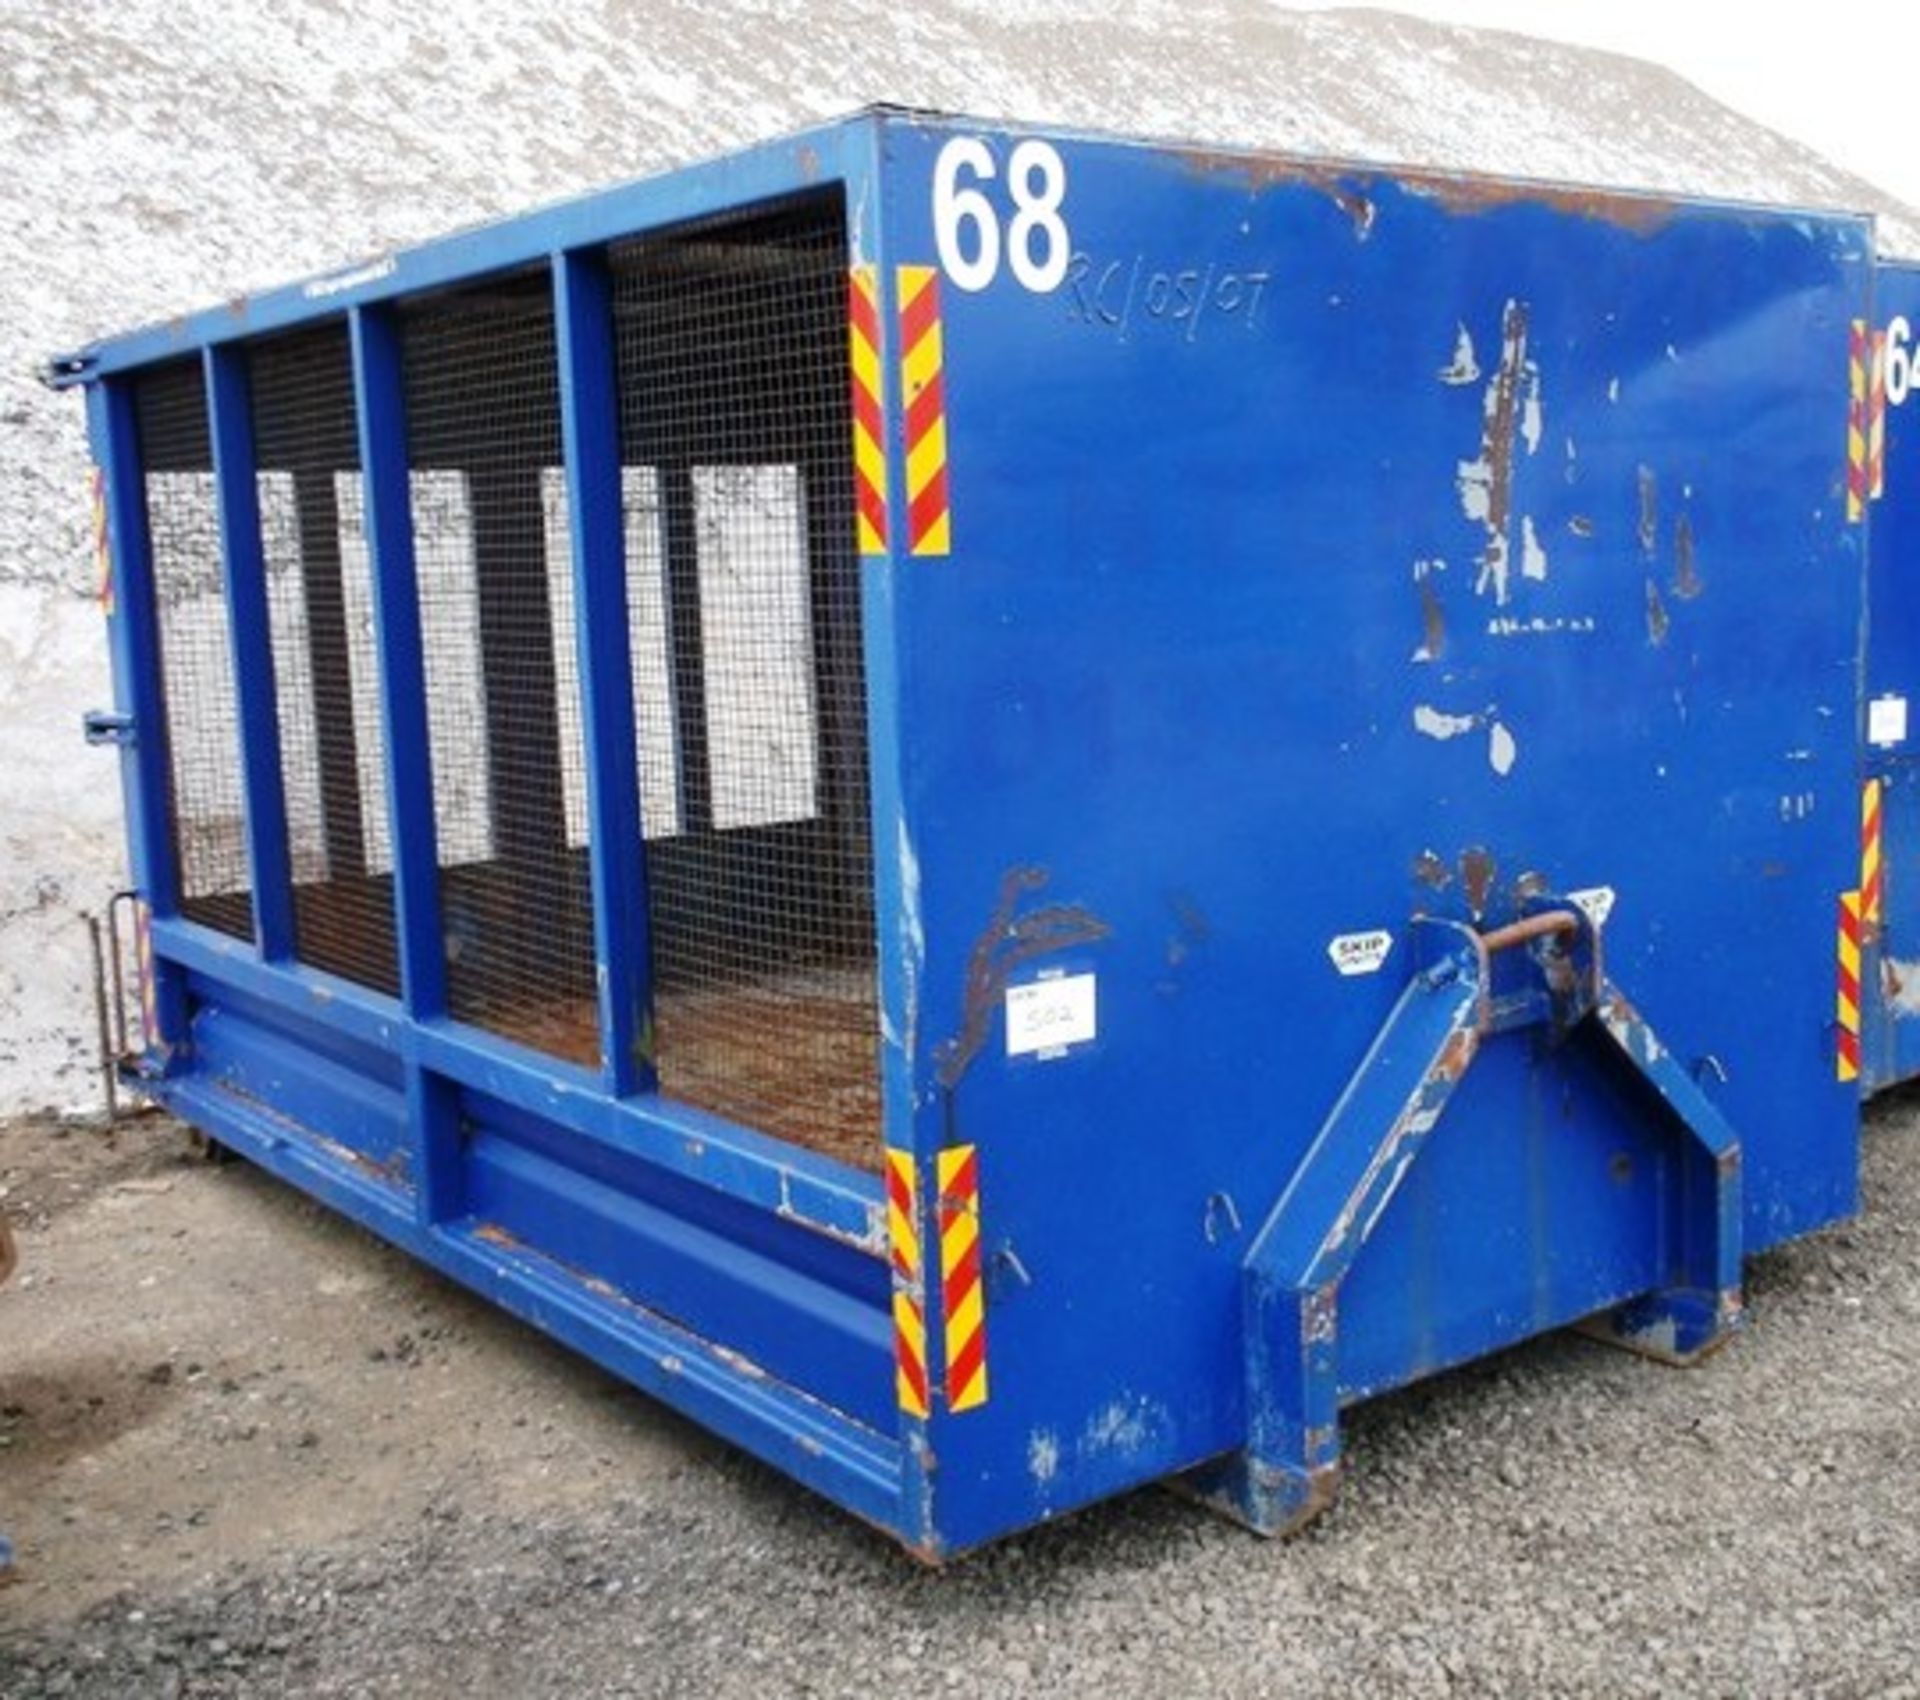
[1566, 886, 1616, 928]
[1869, 693, 1909, 749]
[1005, 971, 1097, 1060]
[1328, 930, 1394, 977]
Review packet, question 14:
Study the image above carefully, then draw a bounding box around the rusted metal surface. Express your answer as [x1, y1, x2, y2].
[501, 974, 884, 1173]
[1638, 464, 1660, 555]
[1174, 147, 1680, 236]
[1393, 166, 1680, 236]
[1645, 577, 1671, 645]
[1479, 301, 1528, 577]
[1458, 847, 1497, 917]
[1418, 576, 1447, 660]
[1673, 512, 1703, 600]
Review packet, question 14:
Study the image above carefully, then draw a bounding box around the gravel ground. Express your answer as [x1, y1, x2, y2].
[0, 1099, 1915, 1698]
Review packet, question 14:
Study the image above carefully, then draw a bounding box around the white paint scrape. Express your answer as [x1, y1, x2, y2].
[1414, 704, 1479, 741]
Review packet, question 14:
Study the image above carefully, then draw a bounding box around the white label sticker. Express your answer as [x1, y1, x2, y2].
[1567, 886, 1617, 928]
[1327, 930, 1394, 977]
[1005, 972, 1097, 1059]
[1869, 693, 1909, 749]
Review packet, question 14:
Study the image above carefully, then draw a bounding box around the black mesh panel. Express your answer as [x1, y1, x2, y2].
[249, 324, 402, 996]
[609, 191, 880, 1168]
[135, 360, 253, 940]
[400, 271, 598, 1063]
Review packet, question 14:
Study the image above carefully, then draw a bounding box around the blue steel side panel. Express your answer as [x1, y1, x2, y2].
[1863, 262, 1920, 1090]
[879, 116, 1867, 1552]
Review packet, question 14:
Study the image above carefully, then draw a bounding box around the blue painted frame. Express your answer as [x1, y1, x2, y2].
[68, 111, 921, 1541]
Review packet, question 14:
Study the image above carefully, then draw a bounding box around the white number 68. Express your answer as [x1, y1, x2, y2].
[1889, 316, 1914, 410]
[933, 137, 1071, 294]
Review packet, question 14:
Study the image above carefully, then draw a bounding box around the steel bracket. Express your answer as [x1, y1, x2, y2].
[1187, 895, 1743, 1536]
[83, 708, 137, 748]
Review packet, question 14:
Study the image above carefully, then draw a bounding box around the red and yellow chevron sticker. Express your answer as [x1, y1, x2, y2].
[1837, 889, 1862, 1083]
[1849, 321, 1870, 524]
[1862, 779, 1884, 932]
[90, 465, 115, 616]
[897, 265, 951, 557]
[136, 897, 161, 1051]
[1849, 320, 1892, 521]
[849, 265, 888, 556]
[886, 1148, 930, 1419]
[937, 1143, 988, 1413]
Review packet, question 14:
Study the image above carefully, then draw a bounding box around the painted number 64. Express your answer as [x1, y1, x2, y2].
[933, 137, 1071, 294]
[1889, 316, 1915, 410]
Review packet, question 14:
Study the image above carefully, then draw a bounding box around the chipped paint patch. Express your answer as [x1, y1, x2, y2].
[1881, 958, 1920, 1016]
[1457, 299, 1540, 607]
[1488, 720, 1518, 777]
[1439, 323, 1480, 385]
[1028, 1428, 1062, 1485]
[1521, 515, 1548, 581]
[1079, 1393, 1169, 1463]
[1414, 703, 1478, 740]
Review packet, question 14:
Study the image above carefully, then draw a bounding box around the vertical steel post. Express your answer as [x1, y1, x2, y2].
[554, 248, 656, 1096]
[658, 465, 713, 837]
[350, 304, 459, 1220]
[205, 344, 295, 961]
[850, 113, 931, 1545]
[88, 379, 189, 1055]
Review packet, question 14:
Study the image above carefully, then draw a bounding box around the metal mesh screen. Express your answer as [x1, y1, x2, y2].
[400, 270, 599, 1064]
[249, 324, 401, 996]
[609, 191, 880, 1167]
[134, 359, 254, 940]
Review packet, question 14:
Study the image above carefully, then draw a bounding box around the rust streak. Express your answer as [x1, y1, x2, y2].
[1434, 1027, 1477, 1083]
[1645, 578, 1670, 646]
[1672, 513, 1702, 600]
[1459, 848, 1497, 919]
[1171, 148, 1679, 236]
[1485, 303, 1526, 544]
[1637, 466, 1659, 558]
[1173, 149, 1375, 234]
[1395, 168, 1680, 235]
[1419, 577, 1447, 659]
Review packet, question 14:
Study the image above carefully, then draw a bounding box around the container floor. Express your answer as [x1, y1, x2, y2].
[258, 880, 883, 1173]
[495, 965, 884, 1174]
